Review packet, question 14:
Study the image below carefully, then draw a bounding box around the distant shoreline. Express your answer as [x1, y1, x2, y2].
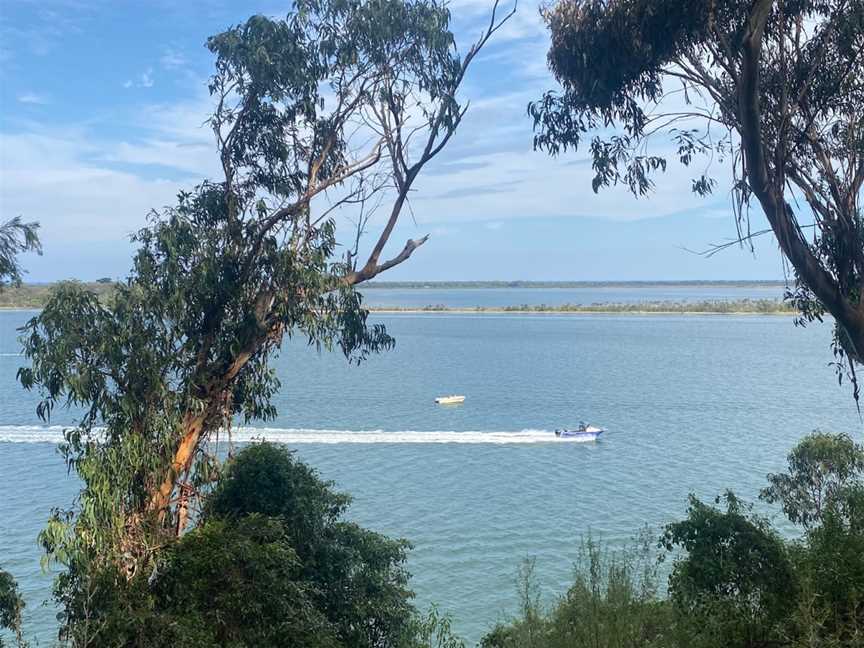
[362, 280, 786, 289]
[0, 307, 795, 315]
[0, 282, 791, 314]
[366, 300, 793, 315]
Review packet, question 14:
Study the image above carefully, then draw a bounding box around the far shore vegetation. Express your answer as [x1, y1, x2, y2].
[372, 300, 793, 314]
[0, 282, 791, 314]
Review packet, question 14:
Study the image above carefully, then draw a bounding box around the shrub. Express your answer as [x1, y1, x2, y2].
[0, 568, 25, 648]
[481, 534, 673, 648]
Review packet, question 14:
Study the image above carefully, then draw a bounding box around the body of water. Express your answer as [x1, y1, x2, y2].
[0, 290, 859, 645]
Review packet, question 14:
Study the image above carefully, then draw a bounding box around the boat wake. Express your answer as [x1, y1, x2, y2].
[0, 426, 601, 445]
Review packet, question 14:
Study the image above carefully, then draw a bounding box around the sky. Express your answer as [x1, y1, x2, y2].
[0, 0, 790, 282]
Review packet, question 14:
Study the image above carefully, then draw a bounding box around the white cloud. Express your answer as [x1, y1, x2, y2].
[135, 92, 214, 143]
[140, 68, 154, 88]
[104, 138, 217, 177]
[17, 92, 49, 105]
[0, 130, 193, 246]
[124, 68, 155, 89]
[160, 48, 186, 70]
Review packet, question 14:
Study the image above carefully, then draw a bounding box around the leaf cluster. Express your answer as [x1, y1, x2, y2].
[0, 217, 41, 290]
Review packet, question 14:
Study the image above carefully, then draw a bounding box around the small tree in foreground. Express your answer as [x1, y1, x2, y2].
[17, 1, 511, 643]
[57, 443, 455, 647]
[663, 493, 798, 647]
[531, 0, 864, 396]
[760, 431, 864, 528]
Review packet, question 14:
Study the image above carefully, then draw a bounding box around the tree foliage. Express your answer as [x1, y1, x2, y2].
[481, 536, 671, 648]
[0, 568, 25, 648]
[662, 492, 797, 646]
[15, 2, 510, 644]
[17, 0, 511, 623]
[205, 443, 418, 648]
[531, 0, 864, 396]
[46, 443, 427, 647]
[760, 431, 864, 528]
[761, 432, 864, 640]
[0, 217, 40, 290]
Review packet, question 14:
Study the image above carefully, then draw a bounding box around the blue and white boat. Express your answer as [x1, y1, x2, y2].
[554, 422, 604, 441]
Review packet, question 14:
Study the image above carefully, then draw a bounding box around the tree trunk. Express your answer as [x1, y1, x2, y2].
[738, 0, 864, 363]
[149, 411, 206, 525]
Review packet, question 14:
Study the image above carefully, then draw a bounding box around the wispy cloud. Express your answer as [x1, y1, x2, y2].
[140, 68, 154, 88]
[160, 48, 186, 70]
[1, 3, 95, 60]
[0, 129, 191, 246]
[124, 68, 155, 89]
[17, 92, 50, 105]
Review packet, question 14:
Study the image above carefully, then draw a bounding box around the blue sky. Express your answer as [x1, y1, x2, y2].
[0, 0, 787, 282]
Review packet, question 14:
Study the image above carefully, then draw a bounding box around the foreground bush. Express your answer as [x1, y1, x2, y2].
[0, 568, 24, 648]
[662, 493, 798, 647]
[483, 432, 864, 648]
[203, 443, 419, 647]
[481, 536, 673, 648]
[47, 443, 459, 648]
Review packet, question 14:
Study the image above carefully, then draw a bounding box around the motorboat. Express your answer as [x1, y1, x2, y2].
[435, 395, 466, 404]
[554, 422, 604, 441]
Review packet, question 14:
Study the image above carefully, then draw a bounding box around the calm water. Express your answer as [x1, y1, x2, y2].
[0, 294, 860, 645]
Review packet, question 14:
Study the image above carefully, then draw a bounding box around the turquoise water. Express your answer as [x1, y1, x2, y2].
[0, 300, 860, 645]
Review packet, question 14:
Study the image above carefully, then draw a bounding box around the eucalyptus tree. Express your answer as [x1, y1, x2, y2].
[0, 217, 40, 288]
[530, 0, 864, 393]
[18, 0, 512, 610]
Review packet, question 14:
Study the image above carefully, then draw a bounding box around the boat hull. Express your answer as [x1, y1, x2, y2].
[435, 396, 465, 404]
[554, 429, 603, 441]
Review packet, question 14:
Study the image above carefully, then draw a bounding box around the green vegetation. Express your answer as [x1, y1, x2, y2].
[30, 442, 461, 647]
[482, 432, 864, 648]
[376, 300, 793, 314]
[0, 568, 25, 648]
[480, 537, 671, 648]
[0, 218, 40, 291]
[0, 282, 115, 309]
[532, 0, 864, 394]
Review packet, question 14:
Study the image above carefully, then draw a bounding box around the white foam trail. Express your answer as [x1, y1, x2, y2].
[0, 426, 601, 445]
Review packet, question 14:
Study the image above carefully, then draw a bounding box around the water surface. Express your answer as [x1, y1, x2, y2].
[0, 301, 859, 644]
